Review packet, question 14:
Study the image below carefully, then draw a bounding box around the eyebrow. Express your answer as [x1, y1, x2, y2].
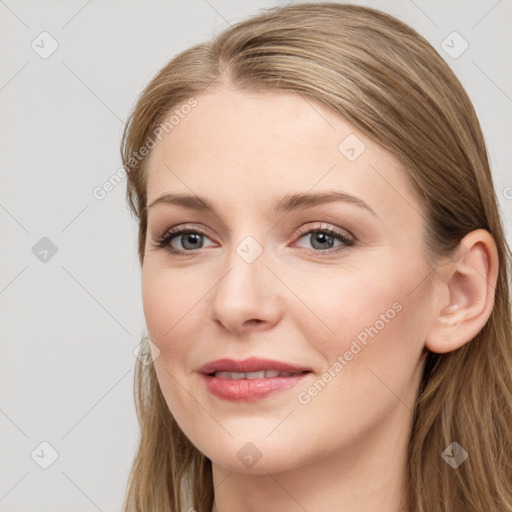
[146, 191, 377, 217]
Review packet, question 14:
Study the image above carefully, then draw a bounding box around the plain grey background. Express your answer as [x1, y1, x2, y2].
[1, 0, 511, 510]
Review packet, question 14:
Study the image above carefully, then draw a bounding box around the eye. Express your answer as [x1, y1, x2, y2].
[293, 223, 355, 253]
[153, 226, 216, 254]
[152, 222, 355, 255]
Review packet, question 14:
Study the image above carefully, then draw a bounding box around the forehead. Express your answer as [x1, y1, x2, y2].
[145, 87, 420, 224]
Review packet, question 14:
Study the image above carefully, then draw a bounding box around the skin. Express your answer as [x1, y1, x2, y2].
[141, 86, 498, 512]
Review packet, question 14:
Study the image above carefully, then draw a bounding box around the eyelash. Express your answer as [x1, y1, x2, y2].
[152, 223, 356, 256]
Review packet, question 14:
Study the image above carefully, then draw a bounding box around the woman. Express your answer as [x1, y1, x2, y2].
[120, 3, 512, 511]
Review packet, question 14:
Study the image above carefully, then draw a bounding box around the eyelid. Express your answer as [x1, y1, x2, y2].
[152, 221, 356, 255]
[156, 221, 353, 240]
[293, 222, 354, 242]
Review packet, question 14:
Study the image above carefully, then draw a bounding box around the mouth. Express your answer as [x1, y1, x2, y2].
[198, 357, 313, 402]
[199, 356, 312, 375]
[208, 370, 310, 379]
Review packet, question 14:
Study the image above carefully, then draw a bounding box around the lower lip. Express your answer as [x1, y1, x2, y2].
[200, 372, 311, 402]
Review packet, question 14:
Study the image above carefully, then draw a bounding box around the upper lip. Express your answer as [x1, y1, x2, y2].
[199, 357, 312, 375]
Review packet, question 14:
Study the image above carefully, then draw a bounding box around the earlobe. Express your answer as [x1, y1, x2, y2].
[425, 229, 499, 354]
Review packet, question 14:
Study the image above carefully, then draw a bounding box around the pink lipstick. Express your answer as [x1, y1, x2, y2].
[198, 357, 312, 402]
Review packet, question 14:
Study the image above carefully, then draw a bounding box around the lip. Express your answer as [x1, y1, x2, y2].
[200, 372, 311, 402]
[199, 357, 312, 374]
[198, 357, 313, 402]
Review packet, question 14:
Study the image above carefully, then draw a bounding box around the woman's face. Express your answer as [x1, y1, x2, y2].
[142, 86, 434, 474]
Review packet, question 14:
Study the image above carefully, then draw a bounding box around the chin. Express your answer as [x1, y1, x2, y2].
[210, 452, 297, 475]
[199, 435, 304, 476]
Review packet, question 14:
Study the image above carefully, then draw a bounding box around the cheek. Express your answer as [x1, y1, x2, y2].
[141, 267, 200, 419]
[141, 266, 193, 351]
[141, 264, 218, 376]
[291, 286, 425, 451]
[288, 264, 404, 343]
[292, 261, 426, 386]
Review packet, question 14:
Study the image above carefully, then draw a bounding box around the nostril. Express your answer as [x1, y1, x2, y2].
[245, 319, 263, 326]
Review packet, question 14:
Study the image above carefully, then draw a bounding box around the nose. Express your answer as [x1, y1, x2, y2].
[210, 246, 284, 335]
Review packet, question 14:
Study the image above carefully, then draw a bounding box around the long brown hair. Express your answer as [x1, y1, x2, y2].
[120, 3, 512, 511]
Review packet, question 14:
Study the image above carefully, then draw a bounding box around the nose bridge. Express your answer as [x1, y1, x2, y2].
[210, 231, 282, 330]
[216, 232, 269, 303]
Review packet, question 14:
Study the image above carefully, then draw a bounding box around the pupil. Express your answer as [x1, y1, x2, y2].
[183, 233, 202, 249]
[312, 233, 333, 249]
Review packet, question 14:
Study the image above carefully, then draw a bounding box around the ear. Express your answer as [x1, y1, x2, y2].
[425, 229, 499, 354]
